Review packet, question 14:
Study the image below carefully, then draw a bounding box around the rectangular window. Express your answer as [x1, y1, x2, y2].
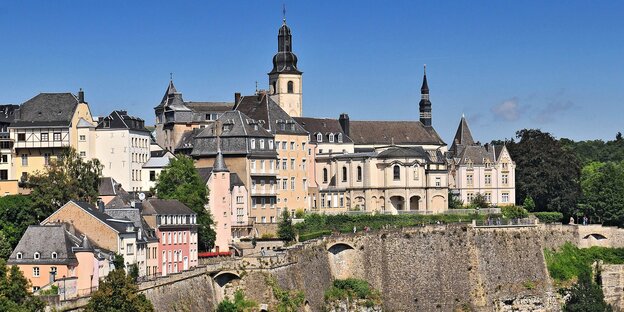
[302, 159, 306, 171]
[252, 198, 257, 208]
[236, 196, 243, 204]
[485, 174, 492, 185]
[291, 177, 295, 190]
[260, 139, 265, 149]
[79, 135, 86, 141]
[269, 140, 274, 149]
[290, 159, 295, 170]
[21, 154, 28, 166]
[0, 155, 7, 163]
[250, 139, 256, 149]
[485, 192, 492, 203]
[79, 151, 86, 157]
[435, 177, 441, 187]
[261, 216, 266, 223]
[269, 160, 274, 171]
[502, 173, 509, 185]
[40, 133, 48, 141]
[302, 142, 306, 151]
[17, 133, 25, 141]
[53, 133, 61, 141]
[282, 179, 287, 190]
[250, 160, 255, 171]
[502, 192, 509, 203]
[261, 197, 266, 207]
[282, 159, 287, 170]
[282, 141, 287, 150]
[33, 267, 40, 277]
[290, 142, 295, 150]
[127, 244, 134, 255]
[44, 153, 51, 166]
[150, 170, 156, 181]
[260, 160, 265, 170]
[467, 193, 474, 202]
[0, 170, 7, 180]
[467, 174, 473, 186]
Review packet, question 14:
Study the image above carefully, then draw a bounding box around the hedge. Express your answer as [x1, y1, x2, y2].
[299, 230, 332, 242]
[533, 212, 563, 223]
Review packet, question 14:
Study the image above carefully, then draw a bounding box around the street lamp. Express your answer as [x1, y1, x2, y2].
[62, 275, 66, 301]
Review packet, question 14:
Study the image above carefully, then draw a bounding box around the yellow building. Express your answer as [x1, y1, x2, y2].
[235, 92, 311, 216]
[8, 91, 96, 182]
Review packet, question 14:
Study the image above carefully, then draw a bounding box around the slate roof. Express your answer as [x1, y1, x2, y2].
[186, 102, 234, 113]
[11, 93, 79, 127]
[455, 145, 496, 165]
[0, 104, 19, 124]
[143, 151, 174, 168]
[70, 201, 134, 233]
[449, 116, 475, 156]
[377, 146, 429, 159]
[235, 93, 307, 135]
[142, 199, 195, 216]
[190, 111, 276, 157]
[293, 117, 353, 144]
[99, 177, 123, 196]
[97, 110, 149, 132]
[347, 120, 445, 146]
[8, 225, 79, 265]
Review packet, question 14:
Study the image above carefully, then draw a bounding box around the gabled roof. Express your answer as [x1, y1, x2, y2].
[143, 151, 175, 168]
[347, 120, 445, 146]
[0, 104, 19, 124]
[235, 93, 307, 135]
[449, 116, 475, 155]
[377, 146, 429, 159]
[7, 225, 80, 265]
[97, 110, 149, 132]
[99, 177, 123, 196]
[197, 167, 246, 191]
[456, 145, 496, 165]
[43, 201, 134, 234]
[185, 102, 234, 113]
[293, 117, 353, 144]
[142, 199, 195, 216]
[11, 93, 79, 127]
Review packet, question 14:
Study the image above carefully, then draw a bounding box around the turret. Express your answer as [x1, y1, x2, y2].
[419, 65, 432, 127]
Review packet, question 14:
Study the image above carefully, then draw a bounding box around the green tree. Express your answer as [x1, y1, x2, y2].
[155, 155, 216, 251]
[523, 196, 536, 212]
[85, 268, 154, 312]
[0, 260, 45, 312]
[0, 231, 12, 260]
[469, 193, 489, 208]
[507, 129, 581, 216]
[28, 148, 102, 218]
[216, 290, 257, 312]
[278, 209, 296, 242]
[580, 161, 624, 225]
[0, 195, 37, 250]
[448, 190, 463, 209]
[564, 270, 613, 312]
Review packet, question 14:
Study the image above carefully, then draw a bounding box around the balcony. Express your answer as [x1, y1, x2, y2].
[250, 187, 277, 196]
[250, 168, 278, 176]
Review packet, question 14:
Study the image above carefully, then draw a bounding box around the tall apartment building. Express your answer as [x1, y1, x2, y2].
[235, 92, 311, 215]
[95, 110, 151, 192]
[9, 91, 96, 182]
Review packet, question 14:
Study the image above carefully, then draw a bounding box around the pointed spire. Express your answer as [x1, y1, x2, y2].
[453, 116, 475, 146]
[213, 123, 229, 173]
[282, 3, 286, 24]
[421, 64, 429, 95]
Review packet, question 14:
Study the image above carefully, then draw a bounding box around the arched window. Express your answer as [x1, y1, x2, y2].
[413, 165, 419, 180]
[272, 81, 277, 94]
[51, 252, 57, 259]
[337, 133, 343, 143]
[357, 166, 362, 182]
[316, 133, 323, 142]
[342, 166, 348, 182]
[287, 81, 294, 93]
[250, 139, 256, 149]
[34, 252, 40, 260]
[323, 168, 328, 183]
[16, 252, 22, 259]
[329, 133, 335, 143]
[393, 165, 400, 181]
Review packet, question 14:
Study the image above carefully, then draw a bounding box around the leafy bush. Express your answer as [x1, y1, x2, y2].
[468, 193, 489, 208]
[523, 196, 536, 212]
[534, 212, 563, 223]
[502, 206, 529, 219]
[299, 230, 332, 242]
[295, 209, 305, 219]
[216, 290, 256, 312]
[325, 279, 381, 305]
[261, 233, 276, 239]
[544, 242, 624, 282]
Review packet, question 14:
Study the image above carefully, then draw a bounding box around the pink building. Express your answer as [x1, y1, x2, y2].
[141, 199, 198, 276]
[200, 149, 251, 254]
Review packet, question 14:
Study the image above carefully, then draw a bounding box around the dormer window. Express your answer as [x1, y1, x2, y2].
[259, 139, 265, 149]
[103, 120, 110, 128]
[316, 133, 323, 142]
[250, 139, 256, 149]
[51, 252, 57, 259]
[329, 133, 335, 143]
[337, 133, 343, 143]
[34, 252, 40, 260]
[16, 252, 22, 259]
[280, 123, 286, 131]
[269, 140, 274, 149]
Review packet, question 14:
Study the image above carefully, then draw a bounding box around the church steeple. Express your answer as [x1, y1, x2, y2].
[268, 14, 303, 117]
[419, 65, 432, 127]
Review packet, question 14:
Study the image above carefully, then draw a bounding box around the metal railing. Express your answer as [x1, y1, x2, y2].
[474, 218, 536, 227]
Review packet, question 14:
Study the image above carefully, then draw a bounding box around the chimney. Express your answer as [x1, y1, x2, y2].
[339, 113, 350, 137]
[234, 92, 241, 106]
[97, 199, 105, 213]
[78, 88, 85, 103]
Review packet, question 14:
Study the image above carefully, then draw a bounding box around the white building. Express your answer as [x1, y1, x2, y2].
[95, 111, 151, 192]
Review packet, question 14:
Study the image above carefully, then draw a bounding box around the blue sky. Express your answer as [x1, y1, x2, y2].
[1, 1, 623, 143]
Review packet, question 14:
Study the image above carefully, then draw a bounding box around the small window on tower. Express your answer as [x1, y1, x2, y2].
[287, 81, 294, 93]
